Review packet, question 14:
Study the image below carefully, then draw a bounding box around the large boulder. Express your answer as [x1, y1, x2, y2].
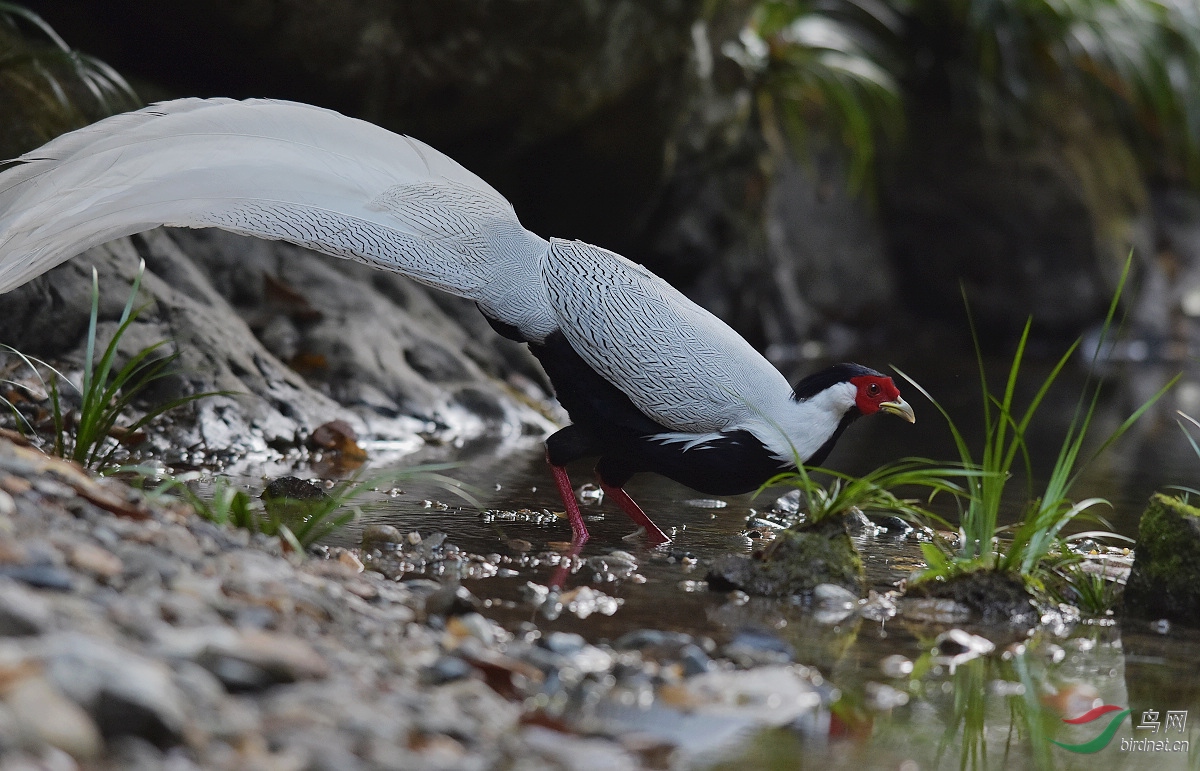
[0, 228, 556, 459]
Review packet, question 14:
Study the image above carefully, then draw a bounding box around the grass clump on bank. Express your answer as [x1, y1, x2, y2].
[2, 261, 226, 471]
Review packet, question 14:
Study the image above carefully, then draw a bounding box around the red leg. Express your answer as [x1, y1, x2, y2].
[599, 481, 671, 545]
[547, 453, 589, 545]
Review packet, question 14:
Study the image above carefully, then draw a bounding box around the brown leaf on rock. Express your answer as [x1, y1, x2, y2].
[263, 272, 323, 322]
[308, 420, 368, 462]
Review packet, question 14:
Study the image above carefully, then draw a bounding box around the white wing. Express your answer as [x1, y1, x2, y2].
[0, 98, 556, 339]
[541, 239, 792, 433]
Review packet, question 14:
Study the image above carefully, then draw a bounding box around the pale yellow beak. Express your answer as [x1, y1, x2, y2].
[880, 398, 916, 423]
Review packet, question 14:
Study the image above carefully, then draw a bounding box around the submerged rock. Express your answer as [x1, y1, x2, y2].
[706, 515, 866, 598]
[904, 570, 1039, 629]
[1124, 493, 1200, 625]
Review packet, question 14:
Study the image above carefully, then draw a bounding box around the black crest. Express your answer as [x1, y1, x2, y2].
[790, 363, 883, 401]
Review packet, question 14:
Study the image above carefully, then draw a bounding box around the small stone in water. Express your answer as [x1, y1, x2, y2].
[879, 654, 914, 678]
[680, 644, 713, 676]
[814, 583, 857, 608]
[577, 484, 603, 505]
[683, 499, 727, 509]
[425, 584, 482, 618]
[544, 631, 586, 655]
[872, 515, 914, 534]
[865, 681, 910, 710]
[361, 524, 403, 547]
[932, 628, 995, 665]
[424, 656, 474, 685]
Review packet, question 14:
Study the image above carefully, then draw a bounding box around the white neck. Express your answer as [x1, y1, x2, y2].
[743, 381, 858, 465]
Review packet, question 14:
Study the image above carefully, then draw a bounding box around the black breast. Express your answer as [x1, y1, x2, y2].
[526, 330, 793, 495]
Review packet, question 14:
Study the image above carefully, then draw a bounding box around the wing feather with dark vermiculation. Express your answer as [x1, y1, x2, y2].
[541, 239, 791, 433]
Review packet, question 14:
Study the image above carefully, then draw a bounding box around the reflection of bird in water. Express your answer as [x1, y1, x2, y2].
[0, 98, 914, 544]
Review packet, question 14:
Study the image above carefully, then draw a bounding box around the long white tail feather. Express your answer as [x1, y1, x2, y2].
[0, 98, 556, 340]
[0, 97, 814, 442]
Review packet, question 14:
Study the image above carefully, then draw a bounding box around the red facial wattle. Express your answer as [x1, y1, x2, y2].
[849, 375, 915, 423]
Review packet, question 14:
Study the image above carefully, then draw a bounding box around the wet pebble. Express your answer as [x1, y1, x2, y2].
[723, 629, 794, 666]
[932, 628, 995, 666]
[544, 631, 587, 655]
[360, 523, 403, 547]
[814, 582, 857, 608]
[0, 564, 73, 591]
[0, 580, 52, 636]
[446, 613, 501, 648]
[871, 515, 914, 534]
[879, 654, 914, 678]
[424, 655, 475, 685]
[425, 584, 482, 618]
[67, 542, 124, 581]
[576, 483, 603, 504]
[679, 644, 713, 676]
[42, 633, 189, 748]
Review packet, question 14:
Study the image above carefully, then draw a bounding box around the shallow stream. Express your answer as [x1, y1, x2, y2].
[264, 357, 1200, 768]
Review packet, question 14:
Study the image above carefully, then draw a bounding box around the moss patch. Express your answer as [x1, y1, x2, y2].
[1124, 493, 1200, 625]
[706, 515, 866, 598]
[906, 570, 1039, 628]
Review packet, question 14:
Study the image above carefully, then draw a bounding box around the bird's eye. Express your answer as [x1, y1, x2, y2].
[867, 382, 881, 397]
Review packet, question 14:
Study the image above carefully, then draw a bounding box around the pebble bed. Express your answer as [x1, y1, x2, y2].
[0, 436, 849, 770]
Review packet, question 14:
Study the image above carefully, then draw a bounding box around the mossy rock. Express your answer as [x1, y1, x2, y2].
[906, 570, 1039, 628]
[706, 515, 865, 598]
[1123, 493, 1200, 625]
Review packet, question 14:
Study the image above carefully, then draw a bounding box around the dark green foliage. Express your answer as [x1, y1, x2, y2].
[751, 0, 1200, 188]
[748, 0, 904, 191]
[149, 474, 361, 553]
[1052, 561, 1123, 617]
[0, 2, 138, 152]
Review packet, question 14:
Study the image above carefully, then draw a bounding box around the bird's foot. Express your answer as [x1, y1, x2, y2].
[600, 482, 671, 545]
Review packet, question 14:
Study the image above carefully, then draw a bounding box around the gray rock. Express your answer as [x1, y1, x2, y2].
[158, 626, 329, 693]
[41, 633, 188, 748]
[5, 673, 104, 761]
[0, 580, 52, 636]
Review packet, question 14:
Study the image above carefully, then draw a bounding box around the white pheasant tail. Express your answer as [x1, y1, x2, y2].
[0, 97, 825, 450]
[0, 98, 556, 339]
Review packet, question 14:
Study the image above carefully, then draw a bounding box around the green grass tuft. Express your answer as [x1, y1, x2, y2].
[900, 254, 1176, 584]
